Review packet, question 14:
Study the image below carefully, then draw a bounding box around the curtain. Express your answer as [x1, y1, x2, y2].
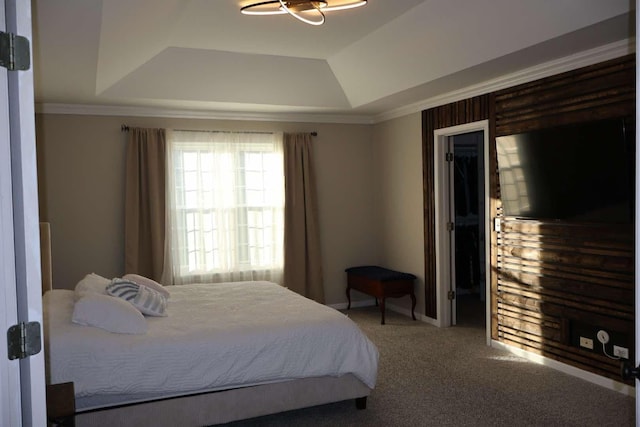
[283, 133, 324, 303]
[167, 130, 284, 285]
[124, 128, 167, 282]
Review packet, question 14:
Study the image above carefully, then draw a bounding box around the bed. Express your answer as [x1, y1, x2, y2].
[41, 226, 379, 426]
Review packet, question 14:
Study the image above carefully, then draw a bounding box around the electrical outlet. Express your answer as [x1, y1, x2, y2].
[579, 337, 594, 350]
[596, 330, 610, 344]
[613, 345, 629, 359]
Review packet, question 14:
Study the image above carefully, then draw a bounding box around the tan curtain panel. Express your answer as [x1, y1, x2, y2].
[283, 132, 324, 303]
[124, 127, 167, 282]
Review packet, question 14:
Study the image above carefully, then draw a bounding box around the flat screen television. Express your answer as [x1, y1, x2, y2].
[495, 118, 635, 224]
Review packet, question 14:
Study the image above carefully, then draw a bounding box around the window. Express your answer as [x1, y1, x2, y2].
[168, 130, 284, 285]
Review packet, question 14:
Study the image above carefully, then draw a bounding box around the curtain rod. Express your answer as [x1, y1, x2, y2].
[121, 124, 316, 136]
[175, 129, 318, 136]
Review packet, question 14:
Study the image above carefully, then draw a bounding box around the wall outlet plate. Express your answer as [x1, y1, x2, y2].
[596, 330, 609, 344]
[579, 337, 594, 350]
[613, 345, 629, 359]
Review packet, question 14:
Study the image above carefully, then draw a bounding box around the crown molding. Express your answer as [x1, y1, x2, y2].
[37, 39, 634, 126]
[373, 38, 636, 124]
[35, 103, 376, 125]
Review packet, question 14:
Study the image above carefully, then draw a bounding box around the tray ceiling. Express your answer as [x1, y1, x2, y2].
[32, 0, 634, 119]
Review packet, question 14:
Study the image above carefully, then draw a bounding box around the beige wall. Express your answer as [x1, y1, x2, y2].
[35, 114, 380, 305]
[36, 115, 126, 290]
[372, 113, 425, 315]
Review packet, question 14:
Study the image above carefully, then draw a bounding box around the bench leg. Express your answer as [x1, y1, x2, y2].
[346, 286, 352, 310]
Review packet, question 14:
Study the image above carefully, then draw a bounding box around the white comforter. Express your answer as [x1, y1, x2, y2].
[44, 281, 378, 408]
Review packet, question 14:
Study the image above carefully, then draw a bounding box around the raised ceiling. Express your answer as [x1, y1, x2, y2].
[32, 0, 634, 121]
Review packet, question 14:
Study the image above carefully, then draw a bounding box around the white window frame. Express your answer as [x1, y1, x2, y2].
[168, 131, 284, 285]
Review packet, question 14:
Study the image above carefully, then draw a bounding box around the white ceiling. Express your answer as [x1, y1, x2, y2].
[32, 0, 634, 121]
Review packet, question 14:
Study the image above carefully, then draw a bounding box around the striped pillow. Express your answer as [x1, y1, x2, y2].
[106, 279, 167, 317]
[123, 273, 170, 299]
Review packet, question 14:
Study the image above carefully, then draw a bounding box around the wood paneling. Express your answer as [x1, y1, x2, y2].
[494, 55, 635, 136]
[422, 95, 490, 318]
[423, 54, 635, 383]
[492, 54, 635, 384]
[496, 218, 634, 382]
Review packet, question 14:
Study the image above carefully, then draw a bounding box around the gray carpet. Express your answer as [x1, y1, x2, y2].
[224, 306, 635, 426]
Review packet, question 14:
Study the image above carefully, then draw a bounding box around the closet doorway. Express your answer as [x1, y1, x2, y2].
[450, 131, 486, 328]
[433, 121, 490, 343]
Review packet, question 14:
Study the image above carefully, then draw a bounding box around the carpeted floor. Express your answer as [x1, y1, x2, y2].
[222, 306, 635, 426]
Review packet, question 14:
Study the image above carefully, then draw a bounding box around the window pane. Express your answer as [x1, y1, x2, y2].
[183, 152, 198, 170]
[170, 132, 284, 281]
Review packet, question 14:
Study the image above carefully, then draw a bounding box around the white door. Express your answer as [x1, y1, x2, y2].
[434, 121, 491, 344]
[445, 137, 457, 325]
[0, 7, 22, 420]
[0, 0, 47, 425]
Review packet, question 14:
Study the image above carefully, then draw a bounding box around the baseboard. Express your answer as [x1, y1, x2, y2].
[491, 340, 635, 397]
[384, 302, 440, 326]
[328, 300, 441, 325]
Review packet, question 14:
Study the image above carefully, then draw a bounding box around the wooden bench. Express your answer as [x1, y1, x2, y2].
[346, 266, 417, 325]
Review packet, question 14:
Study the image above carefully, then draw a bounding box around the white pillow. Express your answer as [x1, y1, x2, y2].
[72, 294, 148, 334]
[107, 279, 168, 317]
[74, 273, 110, 300]
[123, 273, 170, 299]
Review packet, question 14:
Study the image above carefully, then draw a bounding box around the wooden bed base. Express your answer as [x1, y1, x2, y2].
[71, 375, 370, 426]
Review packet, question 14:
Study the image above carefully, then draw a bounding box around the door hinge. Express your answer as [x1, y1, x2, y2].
[446, 222, 455, 231]
[0, 31, 31, 71]
[448, 290, 455, 300]
[445, 152, 454, 162]
[7, 321, 41, 360]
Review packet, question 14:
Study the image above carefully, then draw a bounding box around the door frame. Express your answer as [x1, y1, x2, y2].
[1, 0, 47, 424]
[433, 120, 491, 344]
[0, 1, 21, 422]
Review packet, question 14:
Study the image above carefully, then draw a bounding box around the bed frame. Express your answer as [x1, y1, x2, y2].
[74, 376, 369, 426]
[40, 223, 372, 426]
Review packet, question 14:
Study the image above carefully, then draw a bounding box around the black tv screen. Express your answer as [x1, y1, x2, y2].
[495, 118, 634, 224]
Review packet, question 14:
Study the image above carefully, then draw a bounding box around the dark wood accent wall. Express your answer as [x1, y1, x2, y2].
[496, 219, 634, 382]
[422, 95, 491, 318]
[422, 54, 635, 383]
[494, 55, 635, 135]
[492, 54, 635, 384]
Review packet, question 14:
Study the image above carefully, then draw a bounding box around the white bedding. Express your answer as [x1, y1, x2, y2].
[44, 281, 378, 410]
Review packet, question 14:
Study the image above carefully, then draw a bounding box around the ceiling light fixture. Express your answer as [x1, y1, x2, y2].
[241, 0, 367, 26]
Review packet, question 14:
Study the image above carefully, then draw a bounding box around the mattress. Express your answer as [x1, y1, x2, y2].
[43, 281, 379, 410]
